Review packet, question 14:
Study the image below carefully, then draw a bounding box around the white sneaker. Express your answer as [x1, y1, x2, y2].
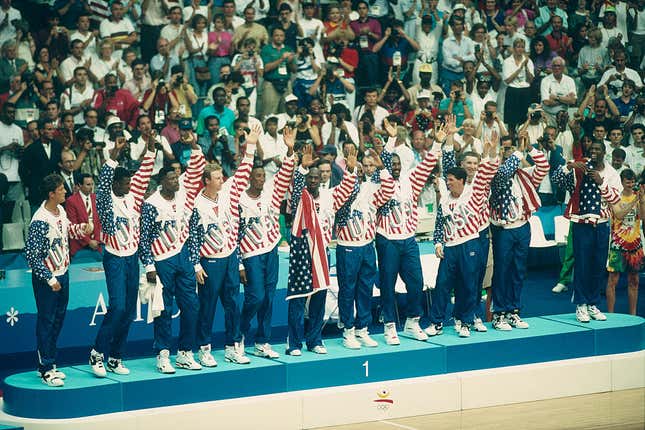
[552, 283, 568, 293]
[424, 323, 443, 336]
[198, 345, 218, 367]
[342, 327, 361, 349]
[107, 358, 130, 375]
[89, 349, 107, 378]
[453, 319, 462, 333]
[384, 322, 401, 345]
[576, 304, 590, 323]
[52, 365, 66, 380]
[225, 343, 251, 364]
[287, 349, 302, 356]
[507, 313, 529, 329]
[41, 370, 64, 387]
[355, 328, 378, 347]
[587, 305, 607, 321]
[157, 349, 176, 374]
[310, 345, 328, 354]
[459, 325, 471, 338]
[254, 343, 280, 359]
[492, 314, 512, 331]
[473, 317, 488, 332]
[176, 350, 202, 370]
[402, 317, 429, 341]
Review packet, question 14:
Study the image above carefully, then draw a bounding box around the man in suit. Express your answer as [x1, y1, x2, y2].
[317, 146, 343, 190]
[65, 173, 102, 257]
[19, 119, 62, 215]
[0, 41, 27, 94]
[59, 150, 80, 199]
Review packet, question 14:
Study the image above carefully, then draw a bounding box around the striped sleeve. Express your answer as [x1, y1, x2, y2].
[332, 169, 358, 211]
[527, 148, 550, 187]
[371, 170, 395, 208]
[183, 149, 207, 205]
[271, 154, 295, 211]
[97, 159, 116, 236]
[229, 151, 254, 214]
[599, 179, 621, 205]
[130, 150, 155, 212]
[25, 221, 54, 284]
[470, 158, 499, 209]
[409, 151, 439, 201]
[68, 222, 87, 240]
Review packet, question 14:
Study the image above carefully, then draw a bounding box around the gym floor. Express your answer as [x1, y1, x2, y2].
[316, 388, 645, 430]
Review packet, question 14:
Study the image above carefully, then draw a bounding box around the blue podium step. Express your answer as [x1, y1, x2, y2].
[2, 314, 643, 420]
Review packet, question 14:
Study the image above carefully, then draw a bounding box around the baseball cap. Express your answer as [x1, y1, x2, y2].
[285, 94, 298, 103]
[419, 63, 433, 73]
[417, 90, 432, 99]
[454, 3, 467, 11]
[106, 116, 124, 129]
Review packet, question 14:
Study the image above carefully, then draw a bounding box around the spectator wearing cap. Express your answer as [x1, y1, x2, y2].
[275, 94, 300, 131]
[413, 14, 442, 87]
[92, 73, 140, 130]
[407, 63, 444, 110]
[172, 118, 198, 169]
[150, 38, 181, 83]
[260, 26, 296, 120]
[99, 1, 138, 60]
[439, 80, 473, 127]
[101, 115, 132, 162]
[599, 6, 627, 49]
[404, 90, 435, 133]
[540, 56, 576, 116]
[19, 119, 63, 212]
[440, 16, 475, 94]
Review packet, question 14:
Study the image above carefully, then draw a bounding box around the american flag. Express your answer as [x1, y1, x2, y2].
[570, 161, 602, 220]
[287, 188, 330, 300]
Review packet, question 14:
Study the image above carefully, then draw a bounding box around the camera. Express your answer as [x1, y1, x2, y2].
[485, 111, 493, 119]
[174, 74, 183, 87]
[454, 90, 461, 99]
[530, 111, 542, 121]
[286, 120, 297, 128]
[157, 79, 166, 90]
[328, 42, 343, 58]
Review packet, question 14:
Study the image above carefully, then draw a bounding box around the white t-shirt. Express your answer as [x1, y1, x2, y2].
[454, 133, 483, 154]
[60, 84, 96, 125]
[540, 74, 577, 115]
[321, 121, 360, 152]
[259, 132, 287, 178]
[160, 24, 187, 59]
[131, 135, 172, 175]
[60, 55, 90, 85]
[0, 122, 24, 182]
[99, 17, 136, 58]
[393, 144, 416, 177]
[70, 31, 97, 55]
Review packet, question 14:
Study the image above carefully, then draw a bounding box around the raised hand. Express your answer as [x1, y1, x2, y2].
[383, 118, 397, 138]
[245, 122, 263, 147]
[283, 125, 295, 151]
[443, 114, 459, 135]
[345, 144, 358, 171]
[110, 136, 127, 160]
[434, 121, 448, 143]
[301, 144, 318, 168]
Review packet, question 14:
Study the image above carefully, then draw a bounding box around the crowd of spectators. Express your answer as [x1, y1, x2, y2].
[0, 0, 643, 254]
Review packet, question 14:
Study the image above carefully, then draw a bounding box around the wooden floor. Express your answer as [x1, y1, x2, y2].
[316, 389, 645, 430]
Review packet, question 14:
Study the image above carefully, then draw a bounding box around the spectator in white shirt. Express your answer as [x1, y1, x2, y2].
[440, 16, 475, 94]
[99, 1, 137, 60]
[540, 56, 576, 116]
[259, 116, 287, 181]
[60, 39, 91, 87]
[468, 78, 497, 126]
[70, 14, 98, 56]
[60, 66, 95, 126]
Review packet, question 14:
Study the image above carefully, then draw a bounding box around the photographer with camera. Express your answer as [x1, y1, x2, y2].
[309, 56, 355, 112]
[438, 80, 473, 127]
[92, 73, 140, 131]
[172, 118, 199, 170]
[598, 50, 643, 98]
[321, 103, 358, 153]
[231, 38, 264, 117]
[0, 103, 25, 211]
[517, 103, 548, 146]
[142, 73, 172, 132]
[132, 114, 174, 176]
[167, 65, 198, 120]
[5, 73, 40, 129]
[292, 37, 321, 110]
[198, 115, 236, 177]
[475, 101, 508, 144]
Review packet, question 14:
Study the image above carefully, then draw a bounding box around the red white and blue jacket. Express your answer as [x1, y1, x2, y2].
[238, 154, 295, 259]
[188, 147, 254, 271]
[335, 170, 395, 247]
[490, 148, 549, 229]
[434, 157, 500, 247]
[96, 150, 155, 257]
[25, 203, 89, 285]
[377, 137, 440, 240]
[139, 149, 206, 271]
